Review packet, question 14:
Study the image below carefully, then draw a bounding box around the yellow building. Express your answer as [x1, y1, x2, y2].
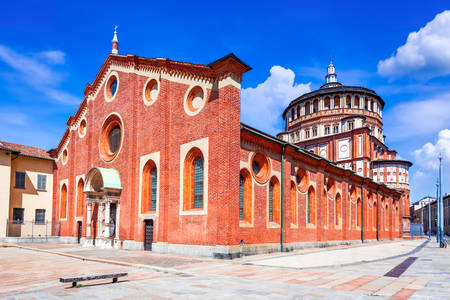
[0, 141, 54, 239]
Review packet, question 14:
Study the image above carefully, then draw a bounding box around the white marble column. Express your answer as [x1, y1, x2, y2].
[86, 203, 92, 238]
[104, 202, 110, 238]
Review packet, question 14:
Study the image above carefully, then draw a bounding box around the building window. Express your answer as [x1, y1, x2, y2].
[305, 130, 310, 139]
[373, 201, 377, 229]
[100, 113, 123, 162]
[335, 193, 341, 226]
[307, 186, 316, 225]
[239, 169, 252, 222]
[313, 100, 318, 112]
[15, 172, 25, 189]
[183, 148, 204, 210]
[37, 174, 47, 190]
[268, 177, 280, 224]
[76, 178, 84, 218]
[250, 151, 271, 184]
[291, 182, 297, 225]
[347, 121, 354, 131]
[12, 208, 24, 224]
[142, 160, 158, 213]
[357, 198, 361, 227]
[109, 126, 121, 154]
[333, 125, 339, 134]
[312, 128, 317, 136]
[60, 183, 67, 219]
[35, 209, 45, 224]
[325, 126, 330, 135]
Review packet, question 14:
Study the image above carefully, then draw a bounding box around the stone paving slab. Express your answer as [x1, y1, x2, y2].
[247, 239, 426, 269]
[1, 239, 448, 299]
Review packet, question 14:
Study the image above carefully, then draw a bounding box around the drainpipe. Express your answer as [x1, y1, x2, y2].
[361, 180, 364, 243]
[280, 145, 285, 252]
[376, 188, 380, 241]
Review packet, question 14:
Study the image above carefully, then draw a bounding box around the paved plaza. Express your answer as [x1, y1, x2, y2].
[1, 239, 449, 299]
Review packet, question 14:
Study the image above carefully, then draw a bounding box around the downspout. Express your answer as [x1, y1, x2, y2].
[376, 187, 380, 241]
[280, 145, 285, 252]
[361, 179, 364, 243]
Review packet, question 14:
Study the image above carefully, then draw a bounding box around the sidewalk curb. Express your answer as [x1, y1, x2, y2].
[8, 243, 195, 276]
[245, 239, 430, 270]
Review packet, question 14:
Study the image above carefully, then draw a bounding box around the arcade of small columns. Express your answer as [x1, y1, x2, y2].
[287, 93, 383, 123]
[85, 195, 120, 241]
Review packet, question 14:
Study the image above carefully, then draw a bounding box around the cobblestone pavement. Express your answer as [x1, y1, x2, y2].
[1, 239, 448, 299]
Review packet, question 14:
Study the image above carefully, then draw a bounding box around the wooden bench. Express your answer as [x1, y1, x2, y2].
[60, 272, 128, 287]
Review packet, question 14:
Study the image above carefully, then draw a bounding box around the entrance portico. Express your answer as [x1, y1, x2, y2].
[83, 167, 122, 248]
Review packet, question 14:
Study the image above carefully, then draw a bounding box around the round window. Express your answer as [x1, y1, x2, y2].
[184, 86, 206, 115]
[296, 168, 309, 193]
[99, 114, 123, 162]
[250, 151, 270, 184]
[105, 73, 119, 101]
[143, 79, 159, 105]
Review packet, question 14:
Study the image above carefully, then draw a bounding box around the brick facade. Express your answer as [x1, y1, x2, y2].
[52, 53, 405, 257]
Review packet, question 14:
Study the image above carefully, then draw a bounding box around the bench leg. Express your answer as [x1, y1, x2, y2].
[72, 282, 77, 288]
[112, 277, 118, 283]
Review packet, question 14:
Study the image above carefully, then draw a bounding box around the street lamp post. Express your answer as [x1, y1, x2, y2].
[437, 178, 440, 243]
[438, 154, 444, 246]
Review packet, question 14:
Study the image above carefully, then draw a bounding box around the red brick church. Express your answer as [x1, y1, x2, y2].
[52, 29, 411, 257]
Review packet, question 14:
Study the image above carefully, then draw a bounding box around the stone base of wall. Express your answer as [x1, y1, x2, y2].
[122, 240, 144, 250]
[0, 236, 78, 244]
[151, 239, 382, 259]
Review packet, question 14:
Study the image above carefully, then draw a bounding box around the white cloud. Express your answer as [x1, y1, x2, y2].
[413, 129, 450, 170]
[0, 45, 79, 105]
[38, 50, 66, 64]
[378, 10, 450, 80]
[383, 92, 450, 141]
[241, 66, 311, 134]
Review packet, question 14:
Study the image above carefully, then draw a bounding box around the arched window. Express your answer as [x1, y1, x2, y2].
[297, 105, 301, 118]
[334, 96, 340, 108]
[335, 193, 341, 226]
[395, 205, 399, 229]
[385, 204, 389, 230]
[305, 102, 310, 114]
[142, 160, 157, 213]
[357, 198, 361, 227]
[60, 183, 67, 219]
[291, 181, 297, 225]
[324, 97, 330, 110]
[313, 99, 319, 112]
[183, 148, 204, 210]
[323, 188, 328, 227]
[76, 179, 84, 218]
[353, 96, 360, 108]
[373, 201, 377, 230]
[268, 177, 280, 224]
[239, 169, 252, 222]
[307, 186, 315, 225]
[346, 95, 351, 108]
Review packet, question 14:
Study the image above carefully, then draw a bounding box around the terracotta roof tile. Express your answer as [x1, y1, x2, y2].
[0, 140, 54, 160]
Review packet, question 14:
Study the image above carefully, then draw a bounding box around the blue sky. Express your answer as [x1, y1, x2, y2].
[0, 1, 449, 201]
